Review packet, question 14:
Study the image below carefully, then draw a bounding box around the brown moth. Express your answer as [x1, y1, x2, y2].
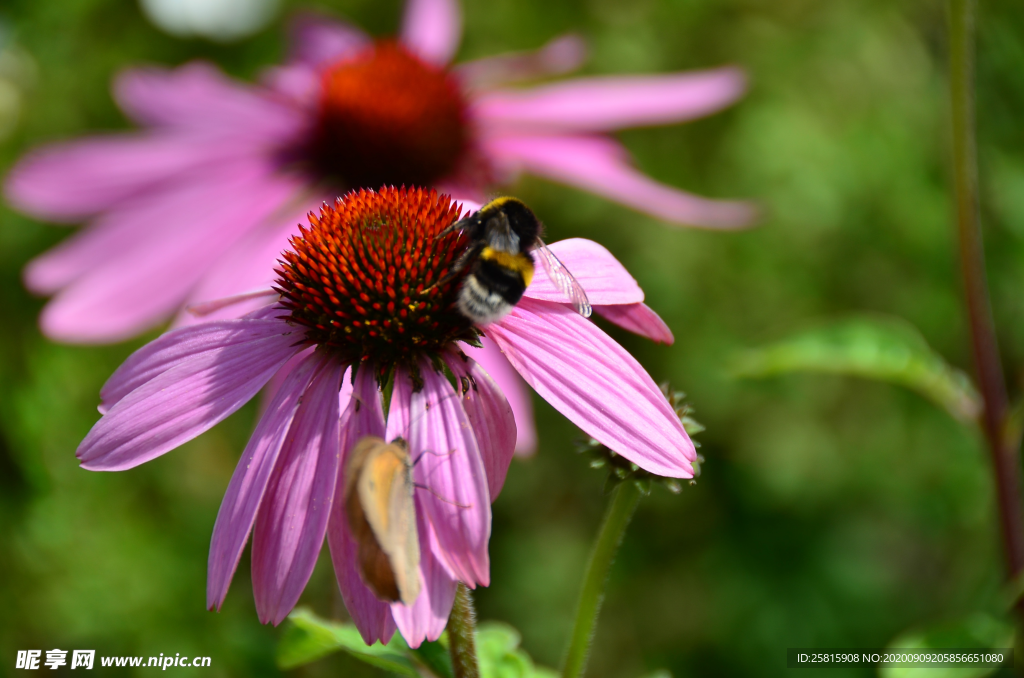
[344, 435, 422, 605]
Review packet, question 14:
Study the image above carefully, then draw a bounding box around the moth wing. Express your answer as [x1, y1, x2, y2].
[345, 436, 386, 500]
[532, 238, 593, 318]
[357, 443, 421, 605]
[385, 448, 421, 605]
[346, 437, 401, 602]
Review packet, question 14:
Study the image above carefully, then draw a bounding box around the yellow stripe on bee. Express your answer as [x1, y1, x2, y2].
[480, 196, 519, 212]
[480, 247, 534, 287]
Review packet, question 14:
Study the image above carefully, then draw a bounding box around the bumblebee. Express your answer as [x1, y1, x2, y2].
[438, 197, 592, 324]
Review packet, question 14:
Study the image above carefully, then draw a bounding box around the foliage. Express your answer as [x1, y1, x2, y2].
[1, 0, 1023, 676]
[880, 614, 1014, 678]
[278, 609, 556, 677]
[732, 314, 982, 423]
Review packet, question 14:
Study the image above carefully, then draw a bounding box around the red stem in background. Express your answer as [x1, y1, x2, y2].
[948, 0, 1024, 605]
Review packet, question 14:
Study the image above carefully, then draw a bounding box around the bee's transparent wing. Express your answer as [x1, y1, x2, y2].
[533, 238, 593, 318]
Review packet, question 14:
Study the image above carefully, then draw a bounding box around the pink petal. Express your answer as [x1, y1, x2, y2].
[338, 363, 386, 451]
[390, 505, 457, 648]
[487, 298, 696, 478]
[328, 364, 397, 645]
[175, 194, 324, 327]
[462, 338, 536, 455]
[447, 353, 517, 500]
[400, 0, 462, 65]
[404, 363, 491, 586]
[251, 358, 346, 626]
[455, 34, 587, 91]
[184, 289, 280, 321]
[22, 160, 280, 296]
[77, 320, 301, 471]
[113, 63, 303, 141]
[595, 303, 674, 344]
[474, 67, 746, 133]
[35, 165, 302, 344]
[484, 134, 757, 229]
[385, 367, 413, 443]
[99, 307, 292, 413]
[328, 505, 398, 645]
[260, 65, 321, 108]
[258, 347, 315, 416]
[286, 13, 371, 68]
[207, 351, 321, 610]
[4, 133, 247, 223]
[523, 237, 643, 305]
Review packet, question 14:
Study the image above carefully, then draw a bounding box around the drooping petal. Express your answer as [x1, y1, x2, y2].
[328, 364, 396, 645]
[207, 351, 321, 610]
[385, 366, 413, 442]
[523, 238, 643, 305]
[405, 363, 490, 586]
[99, 307, 291, 413]
[447, 353, 517, 500]
[487, 298, 696, 478]
[474, 67, 746, 133]
[390, 503, 457, 648]
[4, 134, 245, 223]
[455, 34, 587, 90]
[400, 0, 462, 65]
[329, 503, 398, 645]
[595, 303, 674, 344]
[251, 359, 346, 626]
[258, 346, 315, 416]
[78, 320, 300, 472]
[338, 363, 386, 452]
[35, 164, 302, 343]
[461, 339, 536, 455]
[286, 13, 371, 68]
[483, 134, 757, 229]
[113, 62, 303, 141]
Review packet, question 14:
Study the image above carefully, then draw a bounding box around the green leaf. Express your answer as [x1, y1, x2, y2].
[731, 315, 981, 422]
[276, 608, 418, 675]
[277, 610, 554, 678]
[476, 622, 558, 678]
[407, 635, 454, 678]
[879, 613, 1014, 678]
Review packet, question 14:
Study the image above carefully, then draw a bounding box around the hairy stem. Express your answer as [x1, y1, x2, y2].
[448, 583, 480, 678]
[562, 481, 644, 678]
[948, 0, 1024, 611]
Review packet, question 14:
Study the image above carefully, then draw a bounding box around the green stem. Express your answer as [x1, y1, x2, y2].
[562, 481, 644, 678]
[448, 583, 480, 678]
[948, 0, 1024, 616]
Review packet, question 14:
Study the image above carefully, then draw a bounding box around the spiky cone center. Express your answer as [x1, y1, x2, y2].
[276, 187, 478, 376]
[307, 40, 471, 190]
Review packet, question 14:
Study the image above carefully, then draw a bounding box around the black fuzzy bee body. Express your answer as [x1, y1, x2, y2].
[440, 197, 591, 325]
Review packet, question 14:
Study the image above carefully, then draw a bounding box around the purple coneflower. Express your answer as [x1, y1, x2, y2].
[4, 0, 751, 348]
[76, 187, 696, 646]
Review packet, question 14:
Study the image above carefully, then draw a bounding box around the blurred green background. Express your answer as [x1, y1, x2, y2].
[2, 0, 1024, 675]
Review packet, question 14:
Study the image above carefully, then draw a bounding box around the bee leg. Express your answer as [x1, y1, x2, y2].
[426, 242, 482, 291]
[437, 244, 480, 285]
[435, 217, 470, 239]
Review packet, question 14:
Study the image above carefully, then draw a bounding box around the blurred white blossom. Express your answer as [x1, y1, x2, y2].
[138, 0, 279, 41]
